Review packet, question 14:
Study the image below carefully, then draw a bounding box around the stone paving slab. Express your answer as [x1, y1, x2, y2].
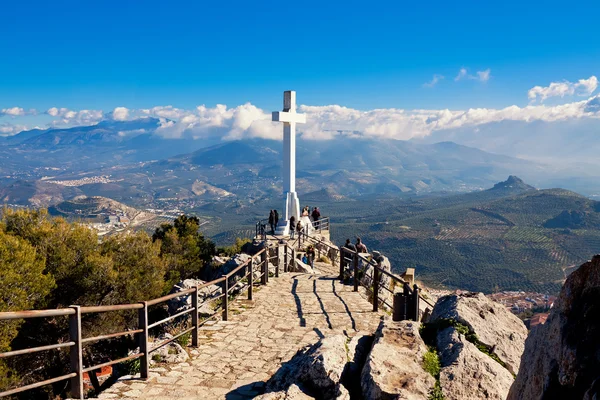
[98, 261, 383, 399]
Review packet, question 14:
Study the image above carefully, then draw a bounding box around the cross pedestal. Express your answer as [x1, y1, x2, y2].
[272, 91, 306, 236]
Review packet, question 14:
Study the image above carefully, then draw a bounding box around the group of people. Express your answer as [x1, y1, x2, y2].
[268, 210, 280, 234]
[343, 237, 368, 253]
[341, 238, 368, 269]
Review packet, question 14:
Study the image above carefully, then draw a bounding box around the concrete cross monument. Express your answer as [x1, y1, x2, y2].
[272, 90, 306, 236]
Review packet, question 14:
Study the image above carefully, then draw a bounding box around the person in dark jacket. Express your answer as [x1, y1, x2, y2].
[311, 207, 321, 229]
[342, 239, 357, 269]
[306, 245, 316, 269]
[274, 210, 279, 228]
[268, 210, 275, 234]
[289, 216, 296, 238]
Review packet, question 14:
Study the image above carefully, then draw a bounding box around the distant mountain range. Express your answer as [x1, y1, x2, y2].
[0, 118, 598, 211]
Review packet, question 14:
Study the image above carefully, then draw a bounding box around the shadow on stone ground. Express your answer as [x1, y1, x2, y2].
[225, 330, 375, 400]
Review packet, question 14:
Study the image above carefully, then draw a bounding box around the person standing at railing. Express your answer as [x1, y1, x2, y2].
[342, 239, 356, 270]
[306, 245, 316, 269]
[274, 209, 279, 228]
[296, 220, 304, 238]
[289, 216, 296, 238]
[269, 210, 275, 234]
[311, 207, 320, 230]
[356, 237, 368, 253]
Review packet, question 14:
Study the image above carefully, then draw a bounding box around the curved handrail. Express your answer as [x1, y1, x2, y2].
[0, 247, 269, 399]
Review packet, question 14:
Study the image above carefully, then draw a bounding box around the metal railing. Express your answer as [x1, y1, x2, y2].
[290, 231, 435, 314]
[0, 249, 270, 399]
[255, 216, 330, 240]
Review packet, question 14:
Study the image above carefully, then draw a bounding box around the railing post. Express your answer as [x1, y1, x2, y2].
[138, 301, 149, 379]
[373, 262, 379, 312]
[261, 251, 268, 285]
[222, 275, 229, 321]
[403, 282, 411, 320]
[284, 244, 288, 273]
[412, 284, 420, 322]
[353, 252, 359, 292]
[339, 248, 344, 280]
[248, 258, 254, 300]
[191, 287, 199, 347]
[69, 305, 83, 400]
[275, 246, 280, 278]
[291, 249, 296, 272]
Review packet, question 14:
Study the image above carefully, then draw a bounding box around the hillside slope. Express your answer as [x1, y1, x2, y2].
[325, 177, 600, 294]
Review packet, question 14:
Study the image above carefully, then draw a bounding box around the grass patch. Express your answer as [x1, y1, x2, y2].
[423, 346, 445, 400]
[318, 255, 331, 264]
[420, 319, 509, 371]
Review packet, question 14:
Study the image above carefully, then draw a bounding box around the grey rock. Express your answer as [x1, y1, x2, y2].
[430, 292, 527, 374]
[167, 279, 221, 316]
[254, 384, 314, 399]
[290, 258, 314, 274]
[437, 327, 514, 400]
[266, 335, 349, 399]
[359, 255, 394, 311]
[148, 333, 189, 365]
[361, 320, 435, 400]
[508, 255, 600, 400]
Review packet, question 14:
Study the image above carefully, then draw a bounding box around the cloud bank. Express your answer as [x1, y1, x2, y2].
[528, 76, 598, 103]
[1, 75, 599, 141]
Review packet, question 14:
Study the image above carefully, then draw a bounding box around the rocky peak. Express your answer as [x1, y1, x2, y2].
[490, 175, 535, 193]
[508, 255, 600, 400]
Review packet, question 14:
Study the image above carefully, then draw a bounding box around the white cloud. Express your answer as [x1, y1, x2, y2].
[528, 76, 598, 103]
[477, 69, 491, 82]
[141, 105, 190, 120]
[455, 68, 468, 81]
[423, 74, 444, 88]
[0, 107, 37, 117]
[46, 107, 103, 126]
[112, 107, 130, 121]
[455, 67, 491, 82]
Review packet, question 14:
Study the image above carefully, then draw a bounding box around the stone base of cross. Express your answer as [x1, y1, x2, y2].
[274, 192, 300, 236]
[272, 90, 305, 236]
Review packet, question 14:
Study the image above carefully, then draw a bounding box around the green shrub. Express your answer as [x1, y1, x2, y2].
[121, 357, 140, 375]
[318, 255, 331, 264]
[423, 347, 440, 378]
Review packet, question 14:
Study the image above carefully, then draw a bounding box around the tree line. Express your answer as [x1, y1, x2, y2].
[0, 209, 223, 398]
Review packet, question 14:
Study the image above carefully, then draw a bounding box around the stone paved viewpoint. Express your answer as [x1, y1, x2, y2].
[98, 261, 385, 399]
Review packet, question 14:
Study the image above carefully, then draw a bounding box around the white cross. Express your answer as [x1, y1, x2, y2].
[272, 91, 306, 231]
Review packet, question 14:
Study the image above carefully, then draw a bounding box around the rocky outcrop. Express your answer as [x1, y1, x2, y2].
[263, 335, 350, 399]
[168, 278, 222, 316]
[290, 258, 314, 274]
[437, 327, 514, 400]
[359, 253, 394, 310]
[508, 255, 600, 400]
[255, 384, 314, 400]
[430, 292, 527, 375]
[361, 320, 435, 399]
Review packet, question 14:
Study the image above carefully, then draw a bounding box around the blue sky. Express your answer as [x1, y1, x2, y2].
[2, 0, 599, 114]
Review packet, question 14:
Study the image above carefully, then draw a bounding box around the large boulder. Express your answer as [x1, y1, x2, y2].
[290, 258, 314, 274]
[359, 253, 393, 310]
[508, 255, 600, 400]
[430, 292, 527, 375]
[167, 279, 222, 316]
[361, 320, 435, 399]
[265, 335, 349, 399]
[241, 240, 265, 256]
[437, 327, 514, 400]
